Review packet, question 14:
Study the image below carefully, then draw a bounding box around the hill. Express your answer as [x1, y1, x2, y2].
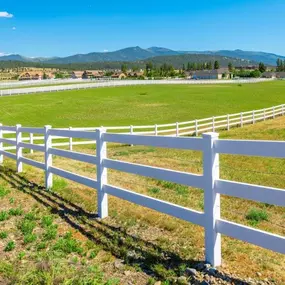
[0, 47, 284, 65]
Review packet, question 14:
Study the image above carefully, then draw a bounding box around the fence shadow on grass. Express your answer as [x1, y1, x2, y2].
[0, 166, 249, 285]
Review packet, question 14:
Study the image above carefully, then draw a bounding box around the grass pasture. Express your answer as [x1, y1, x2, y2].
[0, 81, 284, 127]
[0, 82, 285, 284]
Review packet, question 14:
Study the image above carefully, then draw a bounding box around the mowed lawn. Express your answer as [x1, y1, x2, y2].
[0, 81, 284, 127]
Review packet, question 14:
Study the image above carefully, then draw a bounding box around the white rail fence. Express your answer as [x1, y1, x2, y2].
[2, 103, 284, 152]
[0, 125, 284, 266]
[0, 78, 273, 97]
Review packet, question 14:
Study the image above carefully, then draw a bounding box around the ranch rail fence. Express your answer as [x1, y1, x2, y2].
[0, 125, 284, 267]
[0, 78, 273, 97]
[1, 103, 284, 151]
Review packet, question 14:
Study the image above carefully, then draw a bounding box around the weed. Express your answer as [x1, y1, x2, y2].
[4, 241, 15, 252]
[37, 242, 47, 250]
[0, 231, 8, 239]
[24, 212, 38, 221]
[24, 233, 37, 244]
[151, 263, 175, 279]
[89, 250, 98, 259]
[0, 211, 9, 222]
[147, 278, 156, 285]
[148, 187, 160, 194]
[18, 252, 25, 260]
[9, 197, 15, 204]
[41, 215, 54, 228]
[9, 207, 23, 216]
[53, 232, 83, 254]
[19, 220, 36, 235]
[0, 186, 10, 198]
[246, 208, 269, 225]
[43, 225, 58, 241]
[52, 178, 68, 191]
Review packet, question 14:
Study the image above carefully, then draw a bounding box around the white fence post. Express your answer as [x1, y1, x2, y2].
[252, 110, 255, 124]
[282, 104, 285, 116]
[273, 107, 275, 119]
[69, 127, 73, 151]
[44, 125, 53, 190]
[96, 128, 108, 218]
[240, 112, 243, 127]
[212, 117, 215, 132]
[0, 124, 3, 164]
[195, 120, 198, 136]
[16, 124, 23, 173]
[155, 124, 158, 136]
[227, 115, 230, 131]
[263, 109, 266, 121]
[30, 133, 34, 154]
[176, 122, 179, 137]
[203, 132, 221, 267]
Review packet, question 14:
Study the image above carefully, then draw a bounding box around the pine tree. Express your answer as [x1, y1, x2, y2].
[214, 60, 220, 70]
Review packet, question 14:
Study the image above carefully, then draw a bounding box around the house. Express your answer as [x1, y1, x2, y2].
[71, 71, 83, 79]
[19, 72, 44, 81]
[82, 70, 104, 79]
[276, 72, 285, 79]
[127, 71, 144, 78]
[190, 68, 232, 80]
[262, 72, 276, 79]
[111, 73, 127, 79]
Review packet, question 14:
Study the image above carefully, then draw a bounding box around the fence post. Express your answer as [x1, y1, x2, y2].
[96, 128, 108, 218]
[69, 127, 73, 151]
[155, 124, 158, 136]
[203, 132, 221, 267]
[273, 107, 275, 119]
[195, 120, 198, 136]
[263, 109, 266, 121]
[130, 125, 134, 147]
[282, 105, 285, 116]
[44, 125, 53, 190]
[240, 112, 243, 127]
[212, 117, 215, 132]
[30, 133, 34, 154]
[227, 115, 230, 131]
[0, 124, 3, 164]
[176, 122, 179, 137]
[16, 124, 23, 173]
[252, 110, 255, 124]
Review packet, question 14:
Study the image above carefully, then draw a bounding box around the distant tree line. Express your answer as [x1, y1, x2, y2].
[276, 59, 285, 72]
[182, 61, 220, 71]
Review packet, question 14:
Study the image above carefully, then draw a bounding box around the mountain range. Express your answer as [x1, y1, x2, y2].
[0, 46, 284, 66]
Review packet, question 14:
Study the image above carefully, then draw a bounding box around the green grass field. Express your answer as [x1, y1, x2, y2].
[0, 81, 284, 127]
[0, 81, 285, 284]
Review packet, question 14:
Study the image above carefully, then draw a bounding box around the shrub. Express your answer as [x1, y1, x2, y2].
[148, 187, 160, 194]
[0, 186, 10, 198]
[9, 207, 23, 216]
[43, 225, 58, 241]
[19, 220, 36, 235]
[24, 233, 37, 244]
[53, 232, 83, 254]
[41, 215, 54, 228]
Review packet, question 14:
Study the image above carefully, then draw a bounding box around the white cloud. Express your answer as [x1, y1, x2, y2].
[0, 11, 13, 18]
[103, 49, 108, 52]
[0, 52, 11, 57]
[12, 27, 16, 30]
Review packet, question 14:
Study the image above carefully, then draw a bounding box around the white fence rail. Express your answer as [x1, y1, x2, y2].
[0, 78, 273, 97]
[2, 103, 284, 152]
[0, 124, 284, 266]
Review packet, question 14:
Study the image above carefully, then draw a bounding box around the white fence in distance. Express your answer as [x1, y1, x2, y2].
[2, 103, 284, 152]
[0, 78, 274, 97]
[0, 124, 284, 266]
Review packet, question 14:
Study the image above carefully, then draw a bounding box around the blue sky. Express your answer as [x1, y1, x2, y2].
[0, 0, 285, 57]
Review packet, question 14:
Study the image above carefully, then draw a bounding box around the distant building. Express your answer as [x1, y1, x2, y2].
[71, 71, 84, 79]
[19, 72, 43, 80]
[262, 72, 276, 79]
[82, 70, 104, 79]
[276, 72, 285, 79]
[127, 71, 144, 78]
[111, 72, 127, 79]
[235, 65, 258, 70]
[188, 68, 232, 80]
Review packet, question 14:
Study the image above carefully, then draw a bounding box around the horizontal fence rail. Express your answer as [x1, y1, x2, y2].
[2, 103, 284, 152]
[0, 125, 284, 267]
[0, 78, 273, 97]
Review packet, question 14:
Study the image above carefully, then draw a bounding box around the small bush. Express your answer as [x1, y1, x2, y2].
[0, 231, 8, 239]
[37, 242, 47, 250]
[4, 241, 15, 252]
[24, 212, 38, 221]
[0, 211, 9, 222]
[18, 252, 25, 260]
[246, 208, 268, 225]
